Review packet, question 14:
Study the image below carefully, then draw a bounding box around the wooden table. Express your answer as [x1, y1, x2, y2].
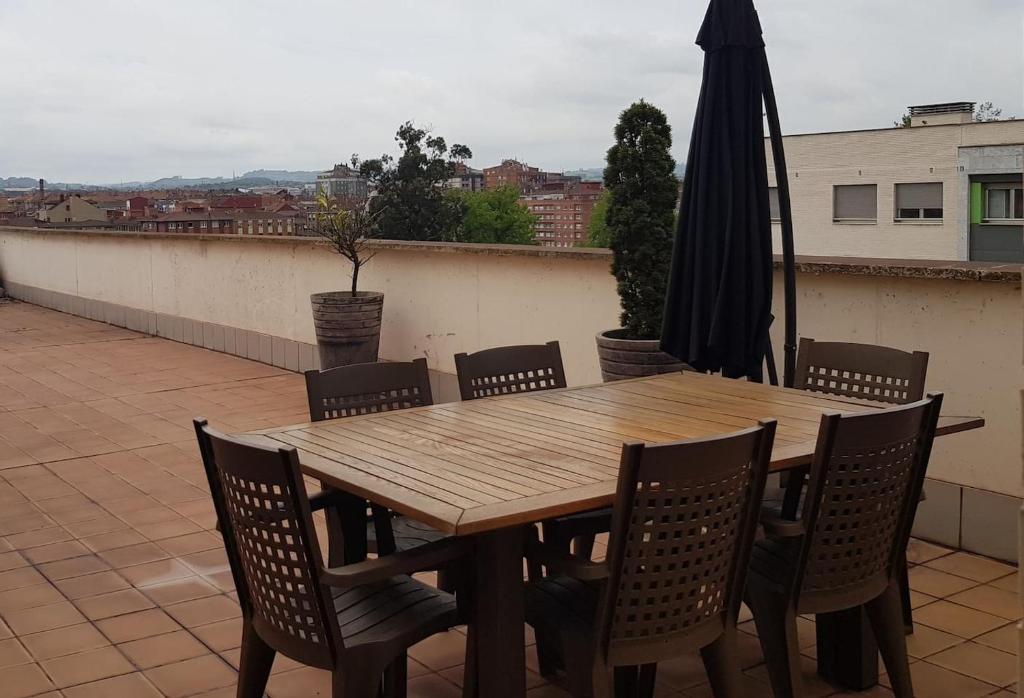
[248, 371, 982, 696]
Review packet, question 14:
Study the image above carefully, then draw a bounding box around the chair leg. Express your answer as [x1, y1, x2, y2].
[237, 619, 275, 698]
[563, 630, 595, 698]
[746, 588, 802, 698]
[332, 667, 382, 698]
[866, 582, 915, 698]
[463, 622, 478, 698]
[381, 653, 408, 698]
[573, 534, 596, 561]
[533, 523, 566, 678]
[321, 482, 346, 568]
[700, 631, 744, 698]
[898, 551, 914, 634]
[637, 663, 657, 698]
[613, 666, 638, 698]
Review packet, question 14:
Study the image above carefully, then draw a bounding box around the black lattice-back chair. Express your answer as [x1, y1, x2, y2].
[454, 341, 567, 400]
[781, 338, 929, 631]
[794, 338, 928, 404]
[745, 395, 942, 698]
[524, 421, 776, 698]
[194, 419, 472, 698]
[304, 360, 452, 586]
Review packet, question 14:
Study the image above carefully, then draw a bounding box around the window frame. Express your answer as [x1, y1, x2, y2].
[982, 182, 1024, 224]
[832, 183, 878, 224]
[893, 182, 944, 224]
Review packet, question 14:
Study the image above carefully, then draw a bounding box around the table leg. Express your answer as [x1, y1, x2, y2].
[470, 527, 526, 698]
[816, 606, 879, 690]
[334, 489, 368, 566]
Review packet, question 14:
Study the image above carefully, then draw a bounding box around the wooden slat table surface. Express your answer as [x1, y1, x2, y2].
[247, 371, 983, 537]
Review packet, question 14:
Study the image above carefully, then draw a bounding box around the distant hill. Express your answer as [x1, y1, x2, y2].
[241, 169, 320, 183]
[2, 169, 323, 192]
[0, 177, 41, 189]
[564, 162, 686, 183]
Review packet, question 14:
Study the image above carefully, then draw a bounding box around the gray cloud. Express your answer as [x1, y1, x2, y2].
[0, 0, 1020, 183]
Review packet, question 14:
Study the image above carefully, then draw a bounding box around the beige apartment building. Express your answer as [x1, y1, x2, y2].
[36, 194, 107, 224]
[767, 103, 1024, 261]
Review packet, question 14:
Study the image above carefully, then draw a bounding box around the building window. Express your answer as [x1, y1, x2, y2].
[983, 183, 1024, 222]
[894, 182, 942, 221]
[769, 187, 780, 221]
[833, 184, 877, 223]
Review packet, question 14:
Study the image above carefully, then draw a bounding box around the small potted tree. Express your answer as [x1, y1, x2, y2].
[595, 101, 688, 381]
[310, 192, 384, 369]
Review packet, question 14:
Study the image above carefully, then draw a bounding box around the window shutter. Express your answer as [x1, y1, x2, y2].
[833, 185, 877, 221]
[895, 182, 942, 209]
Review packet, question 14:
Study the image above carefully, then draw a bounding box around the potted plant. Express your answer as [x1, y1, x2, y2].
[595, 101, 689, 381]
[310, 192, 384, 369]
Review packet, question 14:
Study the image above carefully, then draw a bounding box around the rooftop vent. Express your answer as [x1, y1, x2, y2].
[907, 102, 975, 127]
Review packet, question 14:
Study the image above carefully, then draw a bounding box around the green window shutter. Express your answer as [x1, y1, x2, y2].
[970, 182, 983, 225]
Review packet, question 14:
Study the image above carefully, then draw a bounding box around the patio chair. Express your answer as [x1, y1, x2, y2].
[194, 419, 473, 698]
[304, 359, 453, 587]
[775, 337, 929, 631]
[524, 421, 776, 698]
[454, 341, 568, 400]
[746, 394, 942, 698]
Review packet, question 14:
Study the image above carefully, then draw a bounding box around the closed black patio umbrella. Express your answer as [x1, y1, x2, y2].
[660, 0, 796, 384]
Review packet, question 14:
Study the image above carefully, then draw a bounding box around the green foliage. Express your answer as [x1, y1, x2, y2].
[312, 192, 380, 294]
[448, 187, 537, 245]
[355, 122, 470, 242]
[604, 100, 679, 340]
[582, 189, 611, 247]
[893, 112, 912, 128]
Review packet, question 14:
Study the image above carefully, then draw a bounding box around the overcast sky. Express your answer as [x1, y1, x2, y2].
[1, 0, 1021, 184]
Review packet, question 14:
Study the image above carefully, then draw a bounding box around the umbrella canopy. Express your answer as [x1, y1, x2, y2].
[660, 0, 795, 383]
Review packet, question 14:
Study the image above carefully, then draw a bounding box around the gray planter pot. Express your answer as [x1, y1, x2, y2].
[310, 291, 383, 370]
[595, 328, 689, 382]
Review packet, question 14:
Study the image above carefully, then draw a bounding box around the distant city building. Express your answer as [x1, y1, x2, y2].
[521, 181, 602, 248]
[766, 101, 1024, 262]
[445, 163, 484, 192]
[141, 210, 296, 236]
[316, 164, 368, 200]
[484, 159, 547, 193]
[36, 195, 106, 224]
[211, 195, 262, 210]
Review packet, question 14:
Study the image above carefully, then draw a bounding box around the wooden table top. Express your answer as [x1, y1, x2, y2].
[247, 371, 983, 536]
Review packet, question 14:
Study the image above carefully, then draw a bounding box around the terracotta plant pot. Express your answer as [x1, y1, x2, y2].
[595, 328, 689, 382]
[310, 291, 383, 370]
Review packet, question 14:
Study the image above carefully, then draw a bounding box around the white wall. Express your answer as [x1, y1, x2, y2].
[0, 229, 1019, 498]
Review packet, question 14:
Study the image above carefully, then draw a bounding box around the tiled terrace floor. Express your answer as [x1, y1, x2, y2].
[0, 301, 1016, 697]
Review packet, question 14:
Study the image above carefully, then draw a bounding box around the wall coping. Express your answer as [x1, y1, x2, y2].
[1, 226, 1020, 284]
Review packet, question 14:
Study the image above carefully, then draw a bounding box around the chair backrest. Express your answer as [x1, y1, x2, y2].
[304, 358, 433, 421]
[194, 419, 342, 668]
[794, 337, 928, 405]
[794, 394, 942, 612]
[454, 341, 567, 400]
[597, 421, 776, 667]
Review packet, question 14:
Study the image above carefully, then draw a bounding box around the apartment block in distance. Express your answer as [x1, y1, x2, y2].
[766, 102, 1024, 261]
[484, 159, 547, 193]
[316, 164, 368, 201]
[522, 181, 602, 248]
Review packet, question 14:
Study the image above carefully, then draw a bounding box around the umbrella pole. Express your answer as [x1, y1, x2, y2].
[761, 53, 797, 388]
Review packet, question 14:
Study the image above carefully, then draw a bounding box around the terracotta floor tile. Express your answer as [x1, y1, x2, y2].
[266, 666, 332, 698]
[119, 558, 194, 588]
[905, 623, 966, 659]
[144, 654, 237, 697]
[908, 566, 979, 597]
[62, 671, 164, 698]
[0, 582, 66, 613]
[21, 540, 89, 564]
[913, 600, 1008, 639]
[4, 527, 73, 551]
[96, 542, 169, 569]
[925, 552, 1017, 584]
[0, 662, 55, 698]
[4, 600, 87, 635]
[21, 622, 110, 660]
[0, 637, 31, 668]
[0, 551, 29, 572]
[53, 569, 131, 600]
[973, 622, 1017, 655]
[78, 528, 146, 553]
[926, 641, 1017, 688]
[165, 594, 240, 628]
[95, 608, 183, 643]
[906, 539, 955, 565]
[947, 584, 1022, 621]
[0, 567, 46, 592]
[157, 531, 221, 557]
[40, 645, 134, 688]
[36, 554, 110, 581]
[119, 629, 210, 669]
[140, 575, 219, 606]
[406, 673, 462, 698]
[75, 588, 155, 620]
[408, 630, 468, 672]
[189, 617, 243, 651]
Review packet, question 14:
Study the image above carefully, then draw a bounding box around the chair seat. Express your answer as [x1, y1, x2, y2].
[524, 574, 602, 635]
[366, 515, 448, 554]
[332, 575, 458, 649]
